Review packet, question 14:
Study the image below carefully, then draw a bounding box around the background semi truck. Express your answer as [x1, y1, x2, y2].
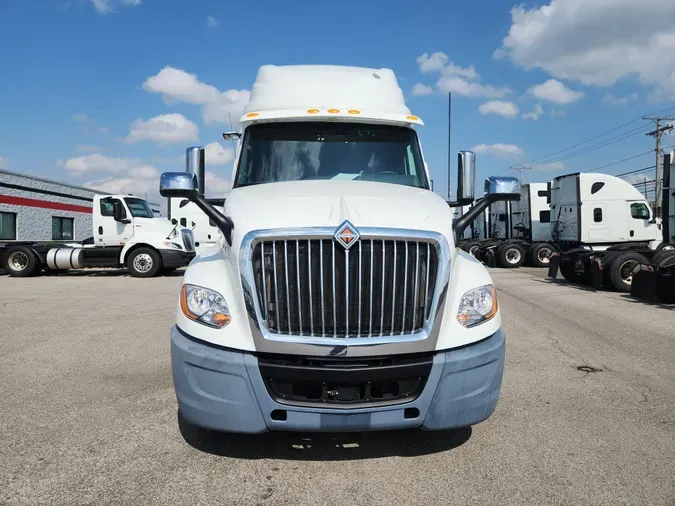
[1, 193, 195, 277]
[548, 156, 675, 298]
[457, 182, 555, 268]
[160, 64, 520, 434]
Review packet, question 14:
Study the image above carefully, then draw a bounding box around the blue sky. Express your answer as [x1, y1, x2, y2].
[1, 0, 674, 202]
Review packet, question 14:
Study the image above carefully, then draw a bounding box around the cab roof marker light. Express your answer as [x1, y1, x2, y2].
[327, 109, 340, 113]
[246, 112, 259, 118]
[348, 109, 360, 115]
[307, 109, 320, 114]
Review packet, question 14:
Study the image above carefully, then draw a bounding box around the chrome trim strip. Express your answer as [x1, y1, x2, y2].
[295, 239, 302, 336]
[308, 240, 314, 337]
[238, 226, 452, 358]
[284, 240, 291, 334]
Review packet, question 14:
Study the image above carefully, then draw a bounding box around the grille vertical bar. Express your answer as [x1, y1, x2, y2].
[252, 237, 438, 338]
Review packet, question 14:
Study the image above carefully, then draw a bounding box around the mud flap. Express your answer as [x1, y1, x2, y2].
[485, 249, 497, 268]
[630, 264, 657, 302]
[587, 256, 603, 290]
[547, 252, 561, 279]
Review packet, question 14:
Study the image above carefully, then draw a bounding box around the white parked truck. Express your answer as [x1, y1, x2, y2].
[458, 182, 555, 268]
[1, 193, 195, 277]
[160, 64, 520, 434]
[548, 162, 675, 297]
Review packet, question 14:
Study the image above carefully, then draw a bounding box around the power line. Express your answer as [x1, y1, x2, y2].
[586, 150, 654, 172]
[520, 105, 675, 167]
[530, 124, 653, 168]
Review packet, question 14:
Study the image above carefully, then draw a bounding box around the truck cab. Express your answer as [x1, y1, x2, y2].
[160, 64, 519, 434]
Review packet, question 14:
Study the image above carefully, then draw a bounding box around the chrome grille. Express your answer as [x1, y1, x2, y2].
[251, 238, 439, 338]
[181, 229, 195, 252]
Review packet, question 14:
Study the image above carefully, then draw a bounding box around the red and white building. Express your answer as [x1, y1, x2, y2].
[0, 169, 160, 242]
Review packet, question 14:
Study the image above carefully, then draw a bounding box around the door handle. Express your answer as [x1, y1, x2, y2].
[99, 226, 103, 235]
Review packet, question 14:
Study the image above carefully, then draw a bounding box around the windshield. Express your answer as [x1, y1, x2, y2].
[124, 198, 155, 218]
[234, 122, 429, 189]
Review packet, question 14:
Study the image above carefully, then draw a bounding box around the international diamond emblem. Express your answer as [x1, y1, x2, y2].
[334, 221, 360, 250]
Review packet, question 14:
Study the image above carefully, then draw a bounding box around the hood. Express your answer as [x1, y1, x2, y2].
[223, 180, 454, 247]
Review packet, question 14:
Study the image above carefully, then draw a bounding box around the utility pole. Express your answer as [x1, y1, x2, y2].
[511, 165, 531, 185]
[643, 116, 674, 217]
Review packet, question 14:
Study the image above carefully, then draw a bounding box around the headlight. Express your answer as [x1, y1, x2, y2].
[163, 241, 182, 250]
[180, 284, 231, 328]
[457, 284, 498, 328]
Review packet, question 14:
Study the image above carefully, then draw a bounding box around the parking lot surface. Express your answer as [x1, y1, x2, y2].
[1, 268, 674, 505]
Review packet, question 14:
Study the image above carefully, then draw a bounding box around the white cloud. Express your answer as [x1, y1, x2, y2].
[437, 76, 511, 98]
[602, 92, 639, 105]
[205, 171, 232, 195]
[142, 66, 250, 126]
[417, 52, 449, 73]
[415, 51, 509, 98]
[479, 100, 519, 118]
[206, 15, 219, 28]
[494, 0, 675, 97]
[0, 156, 9, 170]
[523, 104, 544, 121]
[125, 113, 199, 145]
[527, 79, 585, 104]
[411, 83, 434, 96]
[533, 161, 565, 172]
[471, 143, 524, 159]
[90, 0, 140, 14]
[204, 142, 234, 166]
[64, 154, 159, 179]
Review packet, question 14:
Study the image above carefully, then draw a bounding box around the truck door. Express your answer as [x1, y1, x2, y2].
[587, 202, 609, 241]
[95, 197, 133, 246]
[627, 201, 655, 242]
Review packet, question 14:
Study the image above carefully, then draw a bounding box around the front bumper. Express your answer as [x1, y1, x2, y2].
[160, 250, 196, 268]
[171, 326, 505, 433]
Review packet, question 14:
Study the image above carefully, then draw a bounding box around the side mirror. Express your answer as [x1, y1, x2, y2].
[456, 151, 476, 204]
[453, 176, 520, 244]
[447, 151, 476, 207]
[222, 131, 242, 141]
[112, 200, 129, 223]
[159, 147, 235, 246]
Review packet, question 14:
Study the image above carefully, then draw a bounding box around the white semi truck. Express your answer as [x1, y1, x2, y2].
[458, 182, 555, 268]
[159, 64, 520, 434]
[1, 193, 195, 277]
[547, 159, 675, 299]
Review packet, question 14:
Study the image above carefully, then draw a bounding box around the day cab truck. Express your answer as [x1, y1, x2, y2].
[548, 158, 675, 299]
[1, 194, 196, 277]
[160, 64, 520, 434]
[460, 182, 555, 268]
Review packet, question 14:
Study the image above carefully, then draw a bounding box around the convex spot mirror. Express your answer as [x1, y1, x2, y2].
[484, 176, 520, 200]
[160, 172, 198, 198]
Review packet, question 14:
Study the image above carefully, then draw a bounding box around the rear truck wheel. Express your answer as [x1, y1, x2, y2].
[559, 258, 586, 285]
[3, 246, 41, 277]
[529, 243, 554, 268]
[127, 247, 162, 278]
[650, 249, 675, 267]
[497, 243, 526, 268]
[464, 241, 482, 258]
[601, 251, 620, 290]
[607, 251, 648, 293]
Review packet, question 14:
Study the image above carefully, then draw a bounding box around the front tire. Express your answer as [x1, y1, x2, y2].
[127, 247, 162, 278]
[3, 246, 41, 277]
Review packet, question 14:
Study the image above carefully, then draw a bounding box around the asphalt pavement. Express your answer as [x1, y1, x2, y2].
[1, 267, 673, 505]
